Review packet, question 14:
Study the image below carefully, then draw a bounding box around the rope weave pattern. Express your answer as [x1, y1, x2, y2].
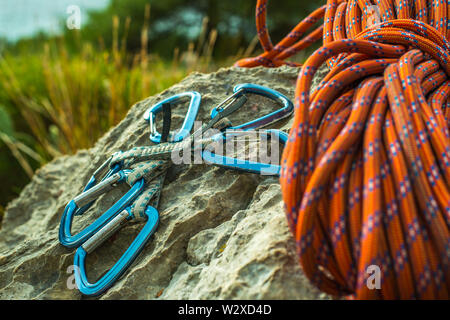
[236, 0, 450, 299]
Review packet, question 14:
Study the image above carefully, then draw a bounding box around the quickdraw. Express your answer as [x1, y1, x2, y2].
[236, 0, 450, 299]
[59, 161, 146, 248]
[62, 156, 169, 296]
[59, 83, 294, 296]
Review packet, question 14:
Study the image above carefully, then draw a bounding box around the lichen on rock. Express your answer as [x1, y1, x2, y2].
[0, 66, 329, 300]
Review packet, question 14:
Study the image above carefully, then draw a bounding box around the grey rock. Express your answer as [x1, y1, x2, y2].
[0, 66, 329, 300]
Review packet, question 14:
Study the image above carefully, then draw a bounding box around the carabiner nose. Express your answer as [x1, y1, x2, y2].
[74, 206, 159, 296]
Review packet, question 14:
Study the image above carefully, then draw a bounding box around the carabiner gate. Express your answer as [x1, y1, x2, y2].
[59, 159, 145, 248]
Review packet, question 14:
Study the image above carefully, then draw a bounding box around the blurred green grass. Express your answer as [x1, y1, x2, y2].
[0, 36, 216, 159]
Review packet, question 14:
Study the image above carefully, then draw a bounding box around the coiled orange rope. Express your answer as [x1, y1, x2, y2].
[235, 0, 449, 299]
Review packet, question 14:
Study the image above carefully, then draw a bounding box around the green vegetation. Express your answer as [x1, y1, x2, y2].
[0, 0, 322, 213]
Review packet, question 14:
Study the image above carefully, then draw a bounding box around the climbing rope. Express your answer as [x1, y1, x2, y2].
[236, 0, 450, 299]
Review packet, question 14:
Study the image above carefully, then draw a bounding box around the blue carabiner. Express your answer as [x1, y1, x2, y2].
[71, 163, 121, 217]
[204, 84, 292, 175]
[210, 83, 293, 131]
[143, 91, 201, 143]
[202, 129, 288, 176]
[74, 205, 159, 296]
[61, 84, 292, 296]
[59, 161, 145, 248]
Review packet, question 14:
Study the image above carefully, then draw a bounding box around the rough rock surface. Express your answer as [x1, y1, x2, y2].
[0, 66, 330, 300]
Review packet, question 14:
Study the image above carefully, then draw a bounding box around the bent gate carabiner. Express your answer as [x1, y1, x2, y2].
[59, 158, 145, 248]
[74, 205, 159, 297]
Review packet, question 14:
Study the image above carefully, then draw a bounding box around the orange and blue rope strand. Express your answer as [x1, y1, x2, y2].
[235, 0, 450, 299]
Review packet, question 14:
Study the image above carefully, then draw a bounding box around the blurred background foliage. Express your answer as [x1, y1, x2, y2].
[0, 0, 323, 222]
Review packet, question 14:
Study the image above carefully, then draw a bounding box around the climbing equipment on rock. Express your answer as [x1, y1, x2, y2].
[59, 83, 294, 296]
[141, 83, 293, 175]
[74, 206, 159, 296]
[202, 129, 288, 176]
[60, 154, 169, 296]
[143, 91, 201, 143]
[236, 0, 450, 299]
[59, 160, 146, 248]
[209, 83, 293, 131]
[202, 83, 293, 174]
[60, 92, 194, 295]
